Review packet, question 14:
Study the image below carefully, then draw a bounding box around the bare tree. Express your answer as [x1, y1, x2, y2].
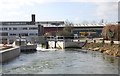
[102, 24, 120, 41]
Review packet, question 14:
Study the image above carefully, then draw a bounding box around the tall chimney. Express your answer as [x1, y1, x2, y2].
[31, 14, 35, 23]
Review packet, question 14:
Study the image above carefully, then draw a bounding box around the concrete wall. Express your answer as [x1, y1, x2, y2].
[0, 46, 20, 63]
[56, 41, 64, 49]
[48, 41, 64, 49]
[64, 42, 80, 48]
[20, 45, 37, 51]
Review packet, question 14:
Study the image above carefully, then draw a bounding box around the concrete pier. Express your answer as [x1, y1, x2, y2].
[64, 41, 81, 48]
[20, 45, 37, 52]
[0, 46, 20, 63]
[48, 41, 64, 49]
[48, 40, 82, 49]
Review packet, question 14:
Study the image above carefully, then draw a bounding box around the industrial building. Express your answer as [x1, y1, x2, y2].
[0, 14, 106, 44]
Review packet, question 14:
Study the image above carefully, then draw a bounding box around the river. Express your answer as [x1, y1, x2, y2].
[1, 49, 119, 74]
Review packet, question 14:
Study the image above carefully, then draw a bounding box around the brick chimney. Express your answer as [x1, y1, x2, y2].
[31, 14, 35, 24]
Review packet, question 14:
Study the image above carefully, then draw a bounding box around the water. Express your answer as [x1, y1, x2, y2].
[1, 49, 119, 74]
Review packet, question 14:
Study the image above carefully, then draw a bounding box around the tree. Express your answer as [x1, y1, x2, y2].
[63, 25, 72, 33]
[102, 24, 120, 41]
[57, 25, 74, 37]
[108, 29, 114, 45]
[44, 32, 52, 37]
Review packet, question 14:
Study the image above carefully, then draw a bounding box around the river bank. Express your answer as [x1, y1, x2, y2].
[83, 43, 120, 57]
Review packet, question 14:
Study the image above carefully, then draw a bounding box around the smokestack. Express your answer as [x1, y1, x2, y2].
[118, 21, 120, 24]
[31, 14, 35, 24]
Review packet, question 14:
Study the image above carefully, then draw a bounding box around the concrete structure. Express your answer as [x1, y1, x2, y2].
[0, 46, 20, 63]
[20, 45, 37, 52]
[48, 41, 64, 49]
[64, 41, 81, 48]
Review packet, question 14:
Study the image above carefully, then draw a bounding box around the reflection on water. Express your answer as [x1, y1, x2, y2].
[103, 55, 120, 65]
[1, 49, 119, 74]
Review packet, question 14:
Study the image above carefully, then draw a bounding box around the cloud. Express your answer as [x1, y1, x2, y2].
[0, 0, 118, 10]
[69, 0, 118, 21]
[69, 0, 118, 2]
[0, 0, 67, 14]
[95, 2, 118, 21]
[0, 0, 118, 22]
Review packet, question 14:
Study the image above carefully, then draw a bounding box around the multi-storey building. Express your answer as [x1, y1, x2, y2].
[0, 14, 65, 44]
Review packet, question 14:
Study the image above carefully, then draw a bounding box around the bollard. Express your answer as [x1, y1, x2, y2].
[94, 40, 96, 43]
[46, 41, 49, 49]
[55, 40, 57, 48]
[102, 39, 104, 44]
[85, 40, 88, 43]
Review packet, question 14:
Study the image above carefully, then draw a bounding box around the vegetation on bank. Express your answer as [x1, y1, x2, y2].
[102, 24, 120, 41]
[57, 25, 74, 37]
[83, 43, 120, 57]
[83, 24, 120, 57]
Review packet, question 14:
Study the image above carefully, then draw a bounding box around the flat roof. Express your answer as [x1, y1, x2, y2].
[0, 21, 65, 25]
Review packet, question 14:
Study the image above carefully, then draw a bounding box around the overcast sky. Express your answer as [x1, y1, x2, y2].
[0, 0, 119, 23]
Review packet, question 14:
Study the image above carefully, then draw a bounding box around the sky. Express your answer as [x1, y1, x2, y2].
[0, 0, 119, 23]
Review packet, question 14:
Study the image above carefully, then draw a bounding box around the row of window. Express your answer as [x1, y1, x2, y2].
[10, 33, 38, 36]
[0, 27, 38, 30]
[0, 32, 8, 36]
[0, 32, 38, 36]
[2, 22, 32, 25]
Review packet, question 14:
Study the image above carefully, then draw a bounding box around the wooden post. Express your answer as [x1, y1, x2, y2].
[46, 41, 48, 49]
[45, 37, 48, 49]
[55, 37, 57, 48]
[102, 39, 104, 44]
[85, 40, 88, 43]
[94, 40, 96, 43]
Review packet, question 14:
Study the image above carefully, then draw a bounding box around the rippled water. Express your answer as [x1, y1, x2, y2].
[1, 49, 119, 74]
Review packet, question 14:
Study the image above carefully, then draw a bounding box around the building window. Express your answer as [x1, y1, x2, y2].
[2, 28, 8, 30]
[20, 33, 28, 36]
[29, 33, 38, 36]
[10, 33, 16, 36]
[0, 32, 8, 36]
[9, 28, 11, 30]
[22, 27, 27, 30]
[29, 33, 34, 36]
[29, 27, 38, 30]
[13, 28, 17, 30]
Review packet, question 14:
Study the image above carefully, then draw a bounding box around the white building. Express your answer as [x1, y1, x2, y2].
[0, 14, 65, 44]
[0, 14, 39, 44]
[0, 22, 39, 44]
